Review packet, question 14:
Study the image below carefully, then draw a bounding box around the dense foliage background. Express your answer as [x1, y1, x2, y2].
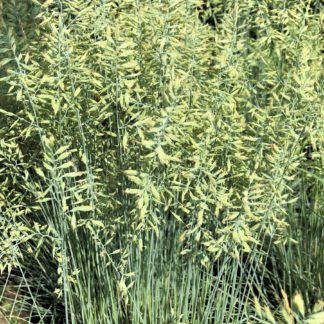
[0, 0, 323, 323]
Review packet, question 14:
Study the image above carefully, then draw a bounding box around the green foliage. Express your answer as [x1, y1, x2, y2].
[253, 291, 324, 323]
[0, 0, 323, 322]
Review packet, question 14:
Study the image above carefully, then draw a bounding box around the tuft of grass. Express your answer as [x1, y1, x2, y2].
[0, 0, 323, 323]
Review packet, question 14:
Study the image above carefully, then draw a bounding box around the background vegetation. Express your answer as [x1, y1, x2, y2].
[0, 0, 323, 323]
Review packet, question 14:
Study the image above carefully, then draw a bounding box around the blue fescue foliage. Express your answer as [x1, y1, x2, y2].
[0, 0, 323, 323]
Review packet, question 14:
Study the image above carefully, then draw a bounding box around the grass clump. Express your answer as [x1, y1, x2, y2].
[0, 0, 323, 323]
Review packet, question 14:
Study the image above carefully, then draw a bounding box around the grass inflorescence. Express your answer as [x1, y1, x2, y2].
[0, 0, 323, 323]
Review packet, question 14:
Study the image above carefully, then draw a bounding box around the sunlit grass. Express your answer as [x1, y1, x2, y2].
[0, 0, 323, 323]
